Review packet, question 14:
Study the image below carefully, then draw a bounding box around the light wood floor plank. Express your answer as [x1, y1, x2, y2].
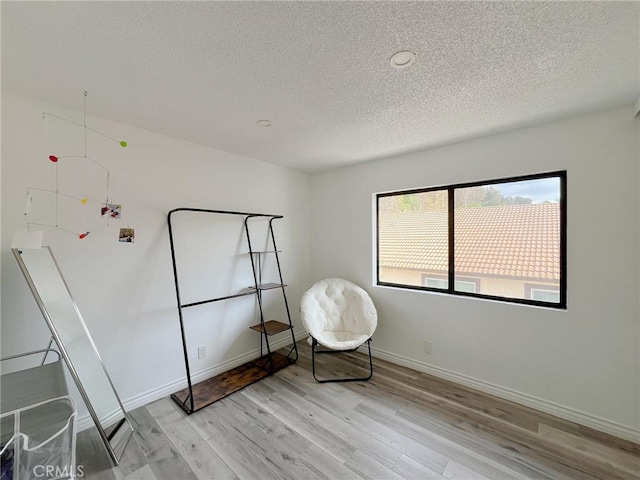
[145, 398, 237, 480]
[221, 393, 326, 480]
[399, 401, 634, 480]
[306, 387, 449, 475]
[76, 421, 158, 480]
[75, 428, 117, 480]
[443, 460, 492, 480]
[298, 446, 364, 480]
[392, 454, 447, 480]
[356, 400, 534, 480]
[344, 450, 405, 480]
[109, 429, 159, 480]
[241, 380, 358, 463]
[121, 464, 158, 480]
[341, 380, 532, 479]
[268, 365, 321, 397]
[538, 423, 640, 476]
[186, 401, 286, 480]
[268, 378, 403, 469]
[128, 407, 199, 480]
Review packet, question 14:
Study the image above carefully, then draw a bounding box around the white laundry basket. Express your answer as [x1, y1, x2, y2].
[1, 350, 77, 480]
[1, 396, 77, 480]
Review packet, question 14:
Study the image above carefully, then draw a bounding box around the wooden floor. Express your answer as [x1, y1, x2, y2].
[77, 341, 640, 480]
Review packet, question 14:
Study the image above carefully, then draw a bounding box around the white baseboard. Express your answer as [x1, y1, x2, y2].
[366, 345, 640, 444]
[76, 331, 309, 431]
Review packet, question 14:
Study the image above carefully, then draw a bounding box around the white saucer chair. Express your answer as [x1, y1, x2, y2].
[300, 278, 377, 383]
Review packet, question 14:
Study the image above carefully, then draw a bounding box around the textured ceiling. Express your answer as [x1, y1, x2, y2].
[2, 1, 638, 172]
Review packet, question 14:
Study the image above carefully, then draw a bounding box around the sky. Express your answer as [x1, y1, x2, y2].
[493, 177, 560, 203]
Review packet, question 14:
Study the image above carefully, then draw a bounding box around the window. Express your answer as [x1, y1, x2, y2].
[525, 283, 561, 303]
[422, 275, 478, 293]
[377, 171, 566, 308]
[424, 278, 447, 289]
[531, 289, 560, 303]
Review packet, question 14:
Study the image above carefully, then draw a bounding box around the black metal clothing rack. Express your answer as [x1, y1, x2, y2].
[167, 208, 298, 414]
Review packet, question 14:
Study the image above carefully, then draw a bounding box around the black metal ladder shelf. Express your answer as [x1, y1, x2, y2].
[167, 208, 298, 414]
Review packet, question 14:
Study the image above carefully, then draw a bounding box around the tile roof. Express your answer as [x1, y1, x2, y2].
[378, 203, 561, 280]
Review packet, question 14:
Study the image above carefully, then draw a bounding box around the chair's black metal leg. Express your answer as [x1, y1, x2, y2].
[360, 339, 373, 381]
[310, 337, 374, 383]
[311, 337, 319, 381]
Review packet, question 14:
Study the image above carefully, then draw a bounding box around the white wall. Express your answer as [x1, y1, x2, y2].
[1, 93, 311, 419]
[310, 105, 640, 440]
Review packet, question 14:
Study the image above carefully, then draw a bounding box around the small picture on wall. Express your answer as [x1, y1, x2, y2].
[102, 203, 121, 219]
[119, 228, 135, 243]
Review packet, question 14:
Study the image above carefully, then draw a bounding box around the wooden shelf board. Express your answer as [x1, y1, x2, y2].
[249, 320, 292, 335]
[171, 352, 294, 414]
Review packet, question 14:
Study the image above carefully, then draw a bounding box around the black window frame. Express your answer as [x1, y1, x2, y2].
[376, 171, 567, 309]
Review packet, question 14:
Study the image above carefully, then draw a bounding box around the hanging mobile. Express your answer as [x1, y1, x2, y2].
[25, 91, 127, 239]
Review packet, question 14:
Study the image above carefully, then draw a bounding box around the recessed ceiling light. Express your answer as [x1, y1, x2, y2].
[389, 51, 416, 69]
[256, 119, 272, 127]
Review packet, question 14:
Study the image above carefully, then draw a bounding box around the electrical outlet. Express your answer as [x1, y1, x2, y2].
[423, 341, 432, 354]
[197, 345, 206, 359]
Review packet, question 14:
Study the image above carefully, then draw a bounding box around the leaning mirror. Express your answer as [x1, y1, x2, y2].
[12, 247, 133, 464]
